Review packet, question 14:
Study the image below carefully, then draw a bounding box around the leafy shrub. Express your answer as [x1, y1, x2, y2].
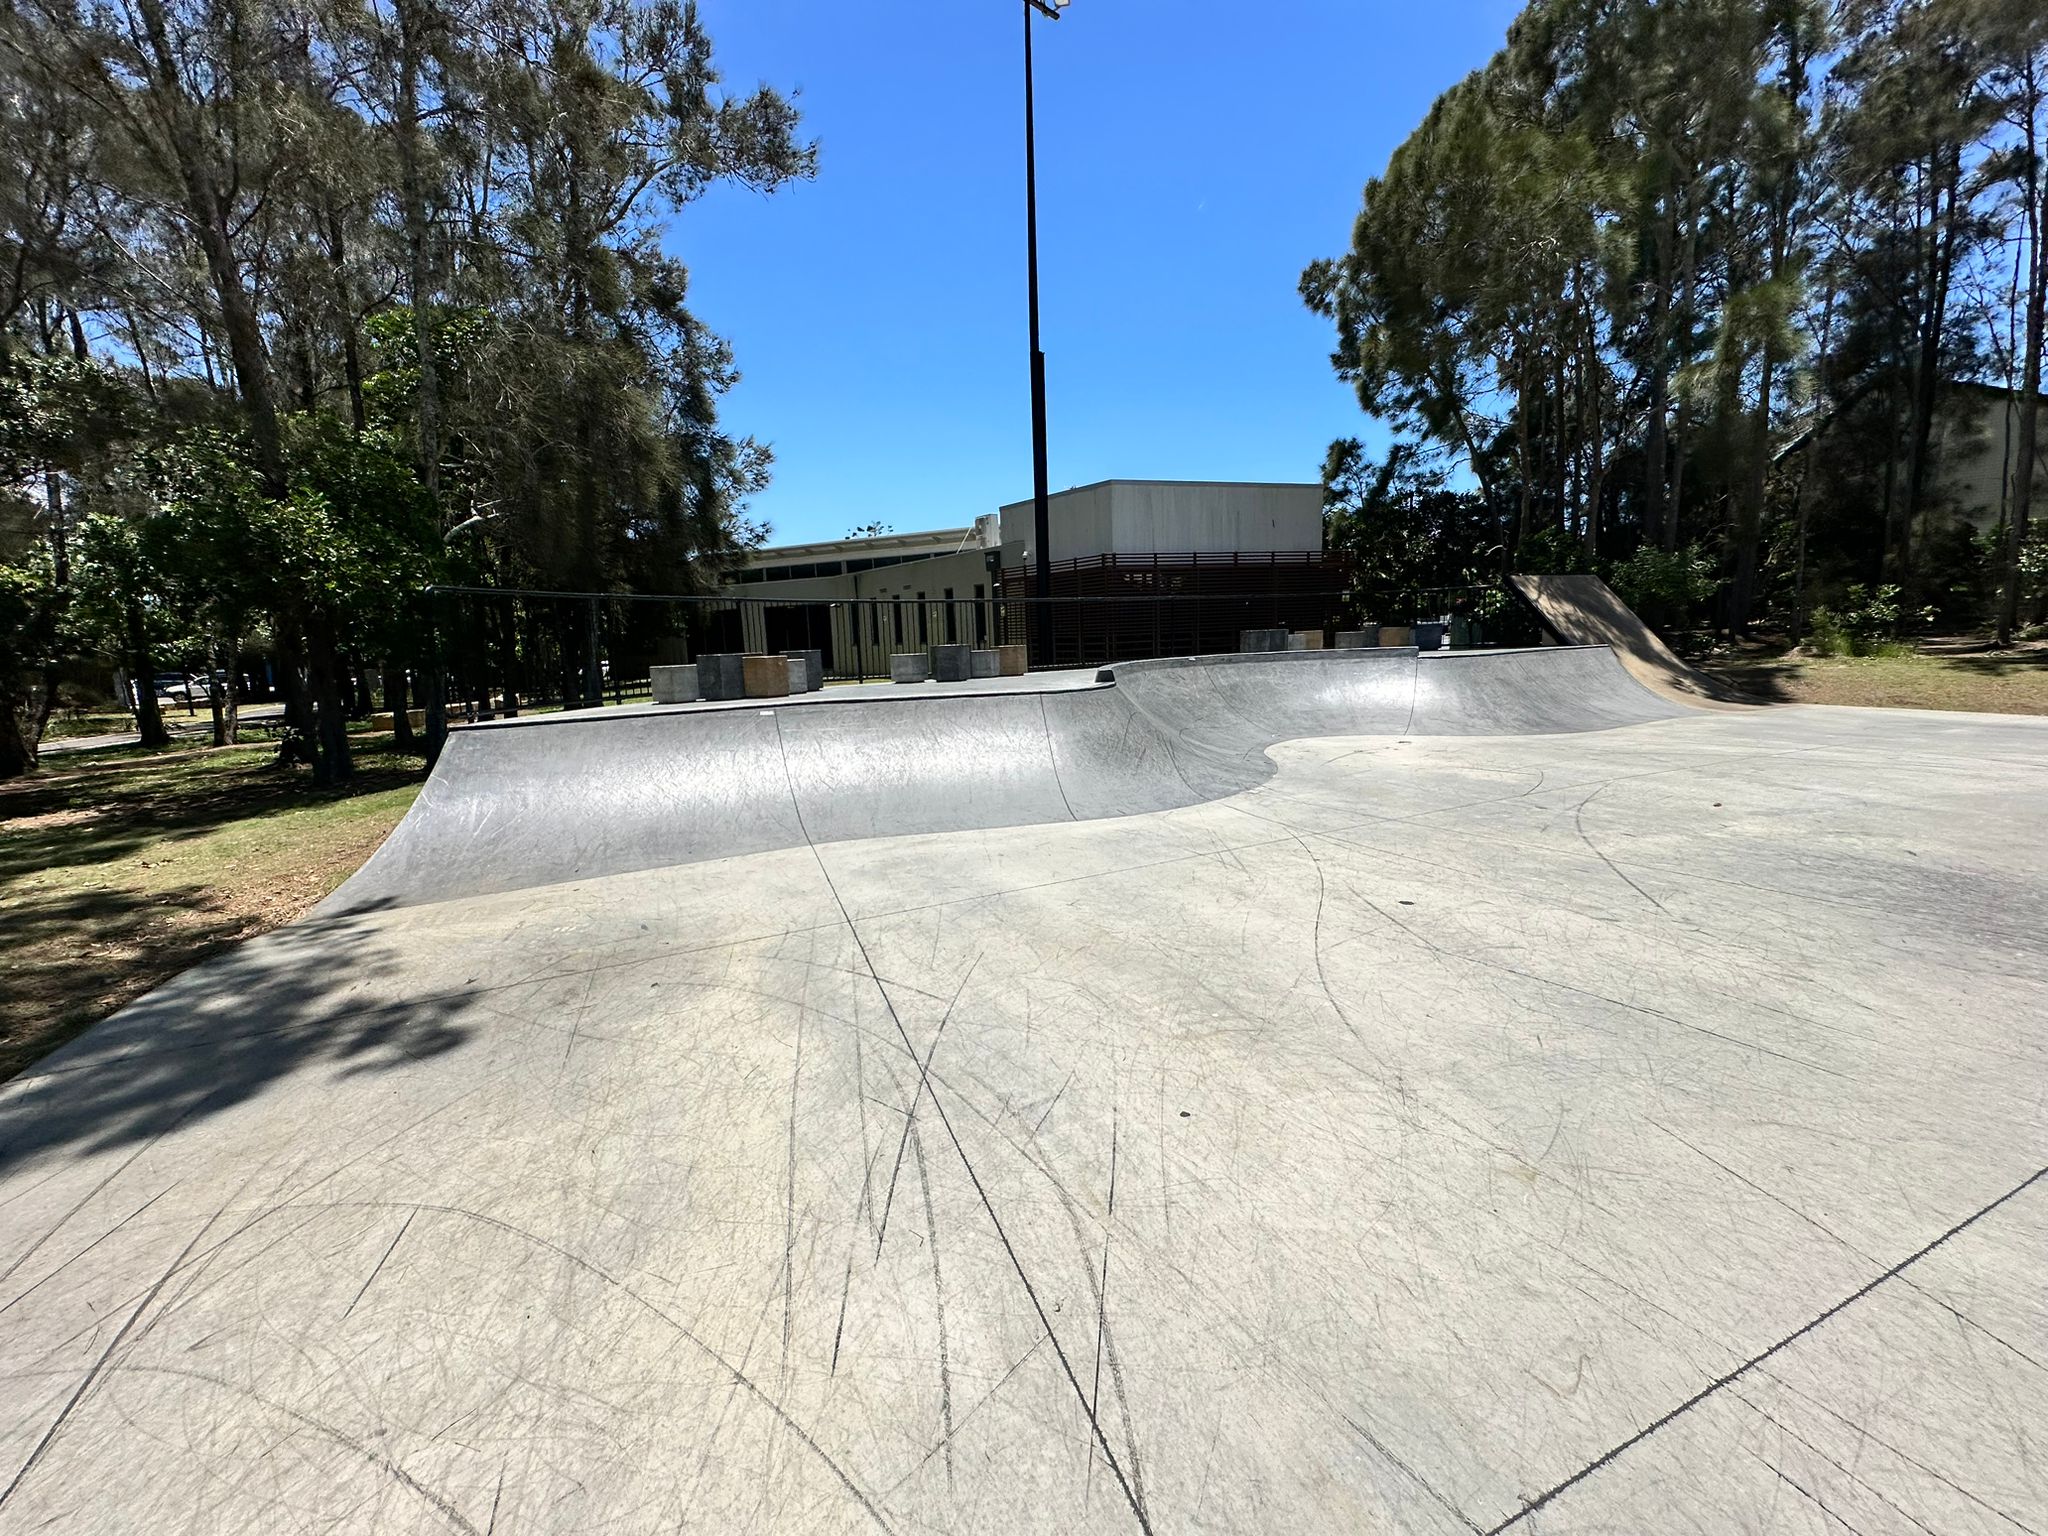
[1605, 544, 1720, 610]
[1806, 583, 1926, 656]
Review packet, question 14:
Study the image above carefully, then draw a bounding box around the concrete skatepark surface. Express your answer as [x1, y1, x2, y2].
[2, 647, 2044, 1533]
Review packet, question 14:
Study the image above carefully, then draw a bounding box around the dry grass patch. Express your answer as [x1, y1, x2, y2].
[1703, 641, 2048, 715]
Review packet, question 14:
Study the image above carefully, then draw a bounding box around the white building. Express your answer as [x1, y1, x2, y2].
[997, 480, 1323, 565]
[713, 479, 1326, 675]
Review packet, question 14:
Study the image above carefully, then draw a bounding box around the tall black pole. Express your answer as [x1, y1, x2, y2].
[1024, 0, 1053, 667]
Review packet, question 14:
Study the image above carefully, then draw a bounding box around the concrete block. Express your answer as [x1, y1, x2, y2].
[997, 644, 1028, 677]
[650, 665, 699, 705]
[1377, 626, 1414, 649]
[1240, 628, 1289, 653]
[970, 649, 1001, 678]
[1334, 630, 1378, 649]
[741, 654, 790, 698]
[1285, 633, 1307, 651]
[932, 643, 972, 683]
[697, 653, 745, 701]
[890, 653, 928, 684]
[781, 649, 823, 692]
[1413, 622, 1446, 652]
[1292, 631, 1325, 650]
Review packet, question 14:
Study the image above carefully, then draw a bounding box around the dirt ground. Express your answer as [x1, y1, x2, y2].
[0, 737, 424, 1082]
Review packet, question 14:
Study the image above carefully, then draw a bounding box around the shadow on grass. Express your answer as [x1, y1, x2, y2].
[0, 880, 263, 1083]
[0, 897, 474, 1172]
[0, 742, 425, 888]
[1927, 651, 2048, 677]
[1704, 661, 1803, 702]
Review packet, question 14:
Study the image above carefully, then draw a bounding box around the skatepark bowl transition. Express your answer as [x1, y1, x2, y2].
[3, 643, 2046, 1534]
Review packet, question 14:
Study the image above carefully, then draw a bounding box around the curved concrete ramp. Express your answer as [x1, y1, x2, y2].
[333, 646, 1682, 910]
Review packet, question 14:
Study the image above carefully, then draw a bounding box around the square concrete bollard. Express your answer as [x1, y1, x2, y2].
[1378, 625, 1414, 648]
[1292, 630, 1325, 650]
[741, 654, 791, 698]
[1286, 632, 1308, 651]
[781, 648, 823, 692]
[650, 664, 700, 705]
[890, 652, 928, 683]
[970, 649, 1001, 678]
[1334, 630, 1378, 649]
[932, 643, 972, 683]
[1413, 621, 1446, 652]
[996, 643, 1028, 677]
[697, 653, 745, 701]
[1240, 628, 1290, 653]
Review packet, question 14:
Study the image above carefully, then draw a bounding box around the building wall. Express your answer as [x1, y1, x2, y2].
[710, 545, 1019, 678]
[998, 481, 1323, 563]
[1932, 388, 2048, 536]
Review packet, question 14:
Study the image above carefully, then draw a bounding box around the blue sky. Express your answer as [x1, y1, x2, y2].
[681, 0, 1520, 546]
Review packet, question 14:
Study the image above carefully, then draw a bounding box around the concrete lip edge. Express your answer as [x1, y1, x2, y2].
[451, 644, 1646, 734]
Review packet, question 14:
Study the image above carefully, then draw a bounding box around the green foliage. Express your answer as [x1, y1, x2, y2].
[0, 553, 61, 691]
[1, 0, 813, 774]
[1806, 583, 1930, 655]
[1605, 544, 1722, 612]
[1321, 438, 1509, 603]
[1306, 0, 2045, 636]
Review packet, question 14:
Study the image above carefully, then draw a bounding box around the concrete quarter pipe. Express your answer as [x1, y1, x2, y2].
[2, 646, 2044, 1534]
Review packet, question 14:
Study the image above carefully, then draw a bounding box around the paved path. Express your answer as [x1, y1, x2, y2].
[38, 704, 287, 755]
[2, 648, 2042, 1533]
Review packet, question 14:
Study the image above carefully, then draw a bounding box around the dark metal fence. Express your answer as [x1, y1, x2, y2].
[418, 582, 1543, 754]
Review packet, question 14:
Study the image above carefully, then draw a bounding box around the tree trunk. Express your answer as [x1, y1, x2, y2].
[223, 628, 241, 745]
[0, 706, 34, 779]
[1514, 342, 1535, 552]
[327, 209, 367, 431]
[350, 653, 375, 717]
[132, 0, 285, 493]
[2000, 74, 2045, 644]
[384, 659, 416, 753]
[128, 604, 170, 749]
[1903, 160, 1960, 564]
[1582, 303, 1604, 558]
[1646, 208, 1674, 550]
[306, 622, 355, 785]
[394, 0, 442, 493]
[209, 635, 227, 748]
[1729, 343, 1774, 634]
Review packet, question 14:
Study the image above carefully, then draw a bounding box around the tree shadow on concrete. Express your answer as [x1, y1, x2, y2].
[0, 898, 475, 1173]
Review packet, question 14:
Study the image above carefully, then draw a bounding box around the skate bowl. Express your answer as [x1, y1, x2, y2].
[4, 639, 2045, 1535]
[331, 645, 1684, 910]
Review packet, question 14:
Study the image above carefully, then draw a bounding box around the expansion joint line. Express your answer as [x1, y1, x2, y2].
[1485, 1164, 2048, 1533]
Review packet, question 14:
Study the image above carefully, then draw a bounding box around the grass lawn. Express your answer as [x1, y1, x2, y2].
[43, 709, 144, 740]
[1701, 639, 2048, 714]
[0, 735, 425, 1082]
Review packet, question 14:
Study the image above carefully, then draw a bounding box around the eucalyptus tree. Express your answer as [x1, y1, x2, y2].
[1976, 0, 2047, 639]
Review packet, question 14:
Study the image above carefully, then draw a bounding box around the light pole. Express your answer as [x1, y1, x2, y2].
[1023, 0, 1066, 666]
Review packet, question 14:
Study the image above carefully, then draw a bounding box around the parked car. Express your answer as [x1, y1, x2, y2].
[135, 673, 216, 709]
